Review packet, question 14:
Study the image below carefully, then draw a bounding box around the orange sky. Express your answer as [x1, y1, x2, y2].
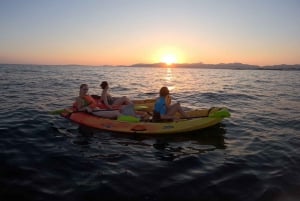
[1, 1, 300, 66]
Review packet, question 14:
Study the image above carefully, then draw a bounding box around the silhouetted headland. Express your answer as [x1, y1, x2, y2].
[1, 63, 300, 70]
[128, 62, 300, 70]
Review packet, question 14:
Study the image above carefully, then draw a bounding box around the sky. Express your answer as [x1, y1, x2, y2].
[0, 0, 300, 66]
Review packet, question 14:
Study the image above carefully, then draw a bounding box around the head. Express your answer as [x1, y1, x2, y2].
[100, 81, 108, 89]
[159, 87, 169, 97]
[80, 84, 89, 95]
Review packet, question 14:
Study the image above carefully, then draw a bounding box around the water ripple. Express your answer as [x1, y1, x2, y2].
[1, 65, 300, 201]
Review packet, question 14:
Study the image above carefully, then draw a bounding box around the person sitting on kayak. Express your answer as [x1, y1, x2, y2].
[153, 86, 189, 121]
[100, 81, 132, 110]
[74, 84, 121, 118]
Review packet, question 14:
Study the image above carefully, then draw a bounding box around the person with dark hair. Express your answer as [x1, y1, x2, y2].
[74, 84, 121, 118]
[100, 81, 132, 110]
[153, 86, 189, 121]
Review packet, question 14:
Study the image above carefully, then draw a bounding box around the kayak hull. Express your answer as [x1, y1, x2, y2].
[61, 106, 230, 135]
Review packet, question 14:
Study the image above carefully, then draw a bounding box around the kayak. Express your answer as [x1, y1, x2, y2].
[59, 98, 230, 134]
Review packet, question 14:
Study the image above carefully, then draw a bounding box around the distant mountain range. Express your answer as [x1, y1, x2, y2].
[1, 63, 300, 70]
[127, 62, 300, 70]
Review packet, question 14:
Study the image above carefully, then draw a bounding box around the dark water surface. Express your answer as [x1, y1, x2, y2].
[0, 64, 299, 201]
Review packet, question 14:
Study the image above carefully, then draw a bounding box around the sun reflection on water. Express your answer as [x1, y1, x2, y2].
[165, 67, 173, 82]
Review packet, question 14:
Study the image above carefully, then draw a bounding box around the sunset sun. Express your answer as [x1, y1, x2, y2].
[161, 54, 177, 65]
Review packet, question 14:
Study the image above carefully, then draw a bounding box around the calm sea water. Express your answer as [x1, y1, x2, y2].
[0, 64, 300, 201]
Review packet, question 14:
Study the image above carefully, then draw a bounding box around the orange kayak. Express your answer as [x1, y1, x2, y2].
[59, 99, 230, 134]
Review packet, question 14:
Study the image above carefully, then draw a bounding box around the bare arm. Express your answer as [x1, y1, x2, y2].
[75, 97, 92, 112]
[101, 89, 112, 109]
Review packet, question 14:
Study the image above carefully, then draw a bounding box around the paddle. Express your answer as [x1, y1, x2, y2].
[183, 107, 230, 119]
[134, 105, 148, 110]
[49, 109, 68, 115]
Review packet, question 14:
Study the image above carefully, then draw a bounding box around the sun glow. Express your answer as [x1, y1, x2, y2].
[152, 47, 185, 65]
[161, 54, 177, 65]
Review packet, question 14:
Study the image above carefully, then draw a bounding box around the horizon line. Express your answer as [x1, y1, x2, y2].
[1, 61, 300, 67]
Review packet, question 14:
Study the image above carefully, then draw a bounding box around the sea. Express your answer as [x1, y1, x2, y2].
[0, 64, 299, 201]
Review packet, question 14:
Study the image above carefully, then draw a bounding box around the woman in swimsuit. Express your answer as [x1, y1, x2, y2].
[100, 81, 132, 110]
[75, 84, 121, 118]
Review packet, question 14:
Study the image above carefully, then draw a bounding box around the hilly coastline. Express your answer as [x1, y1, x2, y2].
[128, 62, 300, 70]
[1, 63, 300, 70]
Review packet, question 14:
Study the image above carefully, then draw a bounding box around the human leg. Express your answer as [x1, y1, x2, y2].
[113, 96, 132, 106]
[167, 103, 188, 118]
